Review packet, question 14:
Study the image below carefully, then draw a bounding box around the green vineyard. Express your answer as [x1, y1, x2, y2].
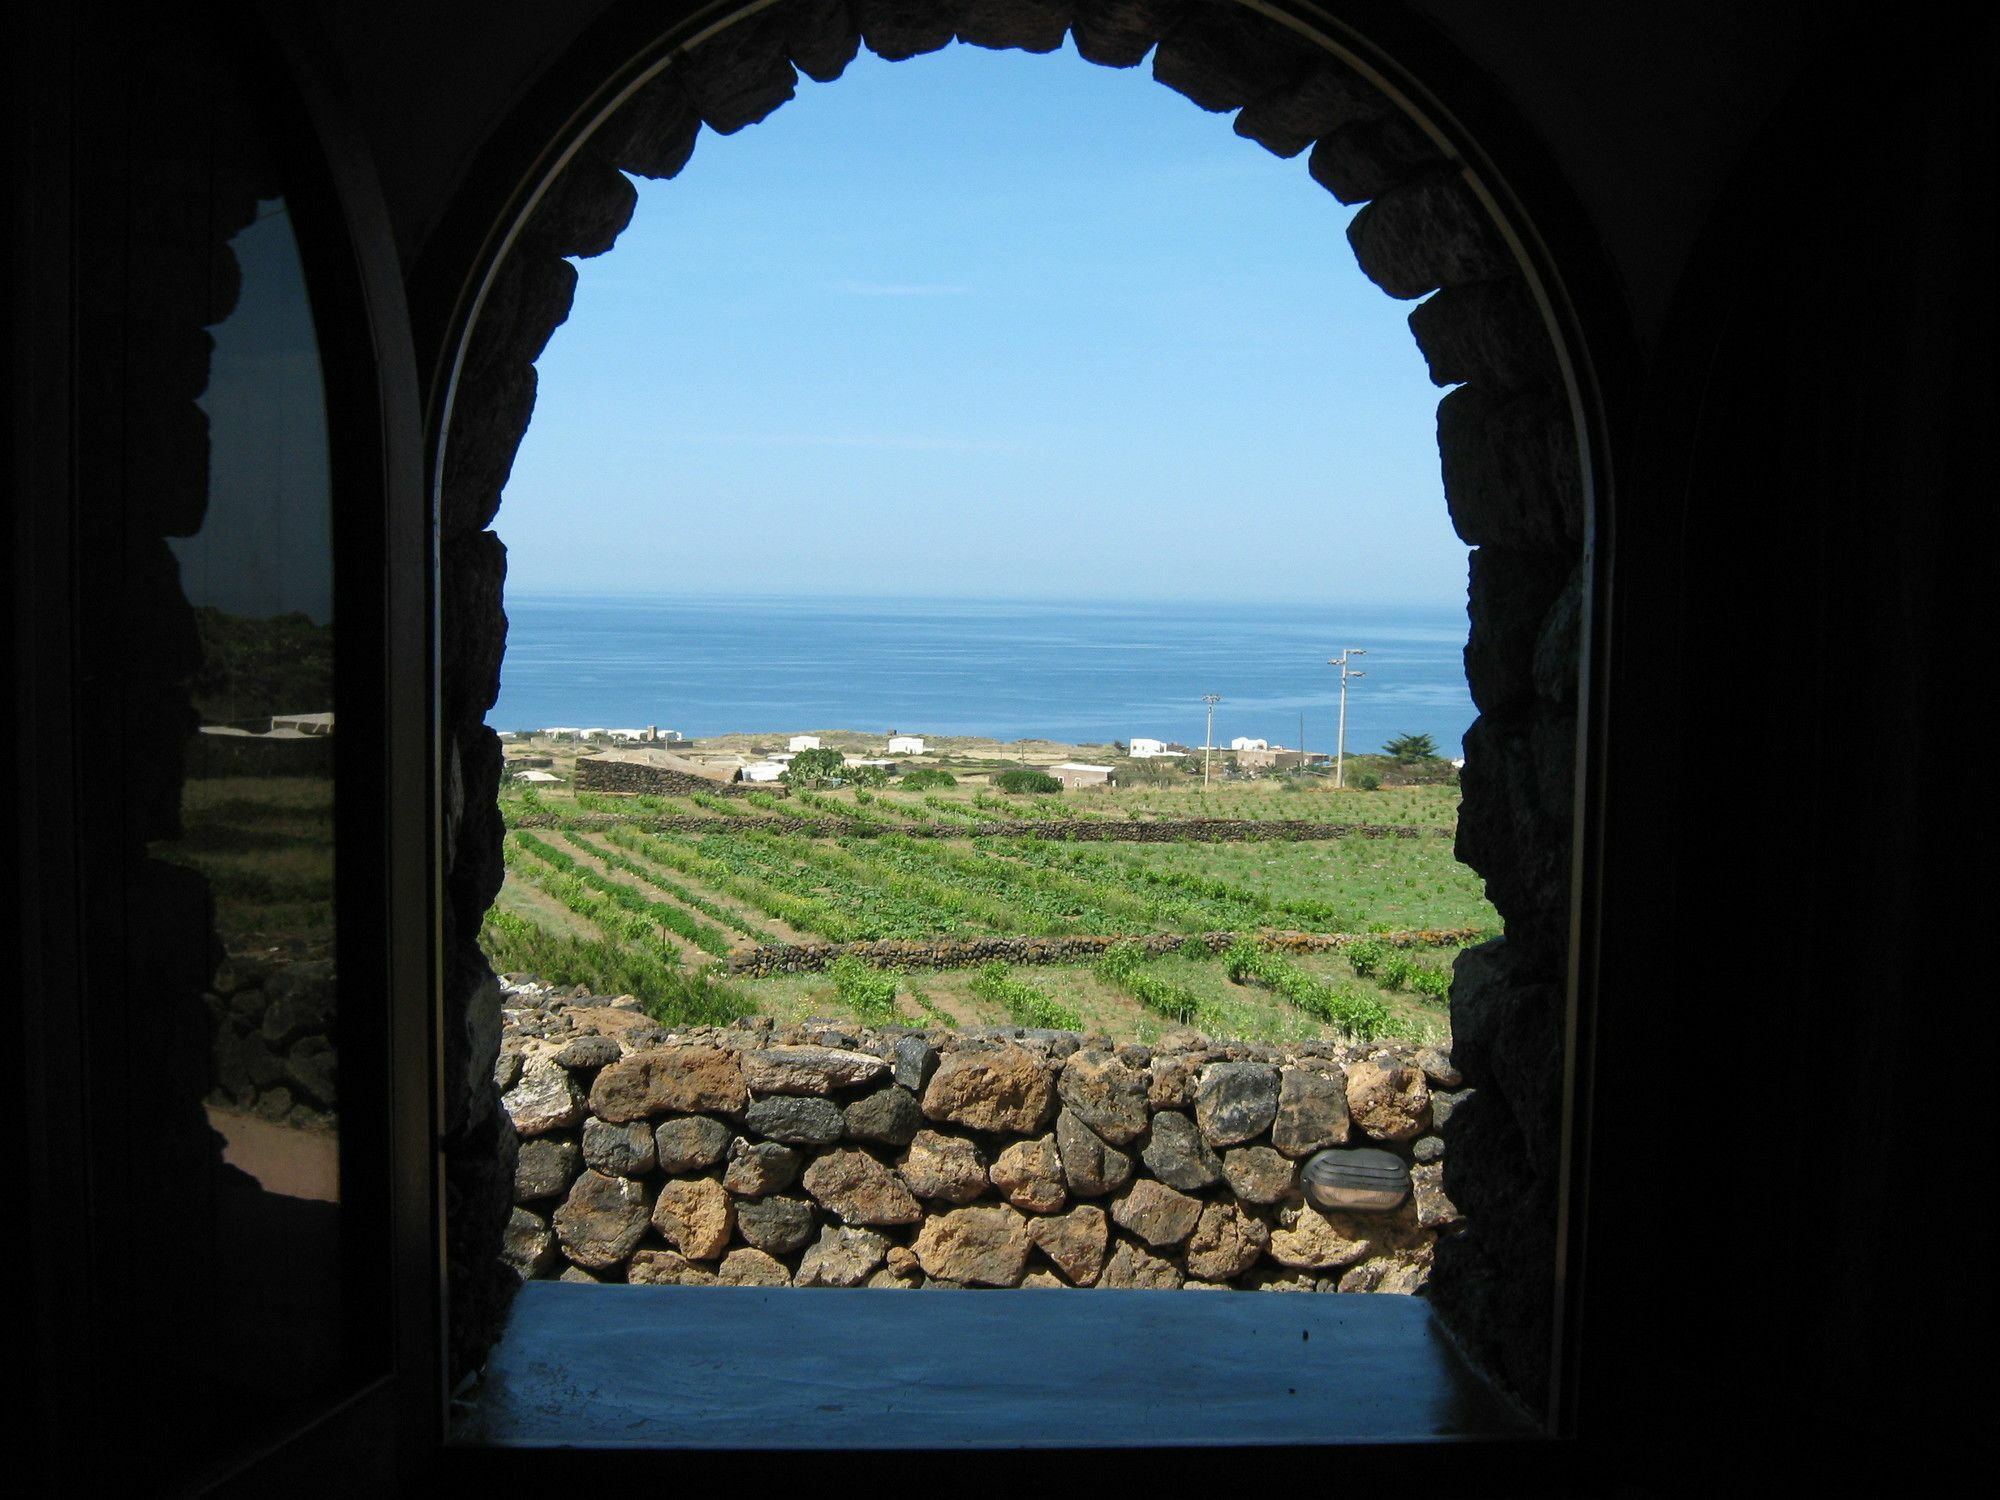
[485, 776, 1495, 1044]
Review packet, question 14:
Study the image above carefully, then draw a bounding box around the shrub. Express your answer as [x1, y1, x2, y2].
[1176, 935, 1213, 961]
[900, 767, 958, 790]
[971, 961, 1083, 1031]
[845, 763, 889, 788]
[1352, 771, 1381, 791]
[784, 747, 846, 787]
[994, 768, 1062, 794]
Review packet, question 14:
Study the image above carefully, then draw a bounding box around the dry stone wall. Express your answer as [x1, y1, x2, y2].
[444, 0, 1580, 1399]
[728, 927, 1481, 977]
[521, 810, 1446, 843]
[574, 757, 754, 798]
[497, 978, 1464, 1293]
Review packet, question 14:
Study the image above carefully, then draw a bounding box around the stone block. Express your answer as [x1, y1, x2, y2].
[1151, 5, 1315, 112]
[957, 0, 1070, 53]
[743, 1045, 888, 1096]
[1235, 60, 1390, 156]
[1110, 1179, 1202, 1247]
[651, 1176, 735, 1260]
[1308, 115, 1444, 203]
[1097, 1238, 1183, 1289]
[1184, 1200, 1268, 1281]
[552, 1169, 651, 1271]
[504, 1048, 587, 1139]
[736, 1194, 817, 1256]
[744, 1093, 846, 1145]
[989, 1135, 1066, 1213]
[1140, 1109, 1223, 1190]
[722, 1137, 802, 1196]
[1346, 173, 1515, 300]
[802, 1148, 922, 1226]
[1345, 1056, 1432, 1143]
[854, 0, 958, 60]
[1070, 0, 1181, 69]
[581, 1117, 656, 1177]
[1058, 1047, 1150, 1144]
[920, 1044, 1057, 1134]
[716, 1247, 792, 1285]
[1466, 545, 1574, 715]
[1195, 1061, 1280, 1147]
[898, 1128, 989, 1203]
[795, 1225, 891, 1286]
[843, 1084, 923, 1145]
[776, 0, 862, 82]
[1271, 1067, 1350, 1157]
[1055, 1107, 1133, 1197]
[654, 1114, 734, 1173]
[1407, 277, 1557, 394]
[1222, 1144, 1298, 1205]
[1026, 1204, 1110, 1285]
[521, 147, 635, 259]
[514, 1136, 581, 1202]
[1437, 383, 1582, 551]
[914, 1204, 1032, 1286]
[501, 1206, 555, 1281]
[589, 1045, 747, 1122]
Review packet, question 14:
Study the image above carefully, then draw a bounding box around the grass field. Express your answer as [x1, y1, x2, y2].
[486, 765, 1495, 1044]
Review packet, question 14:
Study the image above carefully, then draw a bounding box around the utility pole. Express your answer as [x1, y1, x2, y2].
[1202, 693, 1221, 790]
[1328, 649, 1366, 788]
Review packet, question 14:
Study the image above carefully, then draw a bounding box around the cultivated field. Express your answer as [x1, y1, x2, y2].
[484, 747, 1495, 1047]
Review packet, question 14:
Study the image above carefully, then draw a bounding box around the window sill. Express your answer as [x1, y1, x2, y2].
[455, 1282, 1536, 1450]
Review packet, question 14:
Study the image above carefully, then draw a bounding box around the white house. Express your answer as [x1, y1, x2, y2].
[788, 735, 822, 752]
[1128, 737, 1183, 759]
[511, 769, 562, 784]
[886, 735, 925, 755]
[741, 761, 786, 783]
[1229, 736, 1267, 752]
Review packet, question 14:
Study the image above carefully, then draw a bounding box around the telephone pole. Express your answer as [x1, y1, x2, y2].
[1328, 649, 1366, 788]
[1202, 694, 1221, 790]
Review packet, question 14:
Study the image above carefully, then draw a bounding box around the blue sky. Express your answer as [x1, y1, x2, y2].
[497, 37, 1463, 607]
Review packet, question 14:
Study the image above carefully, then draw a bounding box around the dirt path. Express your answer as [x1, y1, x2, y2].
[206, 1106, 339, 1202]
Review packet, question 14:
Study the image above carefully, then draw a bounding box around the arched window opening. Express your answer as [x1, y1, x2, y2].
[436, 0, 1589, 1438]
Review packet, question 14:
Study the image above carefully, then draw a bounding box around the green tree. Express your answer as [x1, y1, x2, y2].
[993, 768, 1062, 794]
[783, 747, 846, 787]
[1382, 732, 1440, 764]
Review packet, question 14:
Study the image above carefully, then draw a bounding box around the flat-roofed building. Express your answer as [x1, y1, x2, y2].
[1050, 762, 1115, 789]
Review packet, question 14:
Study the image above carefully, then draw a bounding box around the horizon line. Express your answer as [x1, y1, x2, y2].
[503, 585, 1467, 612]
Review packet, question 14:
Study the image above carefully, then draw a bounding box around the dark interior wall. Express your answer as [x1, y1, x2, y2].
[1583, 17, 1993, 1465]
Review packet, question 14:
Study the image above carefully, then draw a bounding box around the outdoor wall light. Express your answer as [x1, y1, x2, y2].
[1301, 1147, 1411, 1213]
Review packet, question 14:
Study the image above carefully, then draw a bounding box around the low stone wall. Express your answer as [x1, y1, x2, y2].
[203, 950, 339, 1129]
[498, 980, 1464, 1293]
[518, 811, 1446, 842]
[727, 927, 1483, 977]
[575, 757, 753, 798]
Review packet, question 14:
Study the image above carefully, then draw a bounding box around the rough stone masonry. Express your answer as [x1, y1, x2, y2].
[498, 978, 1463, 1293]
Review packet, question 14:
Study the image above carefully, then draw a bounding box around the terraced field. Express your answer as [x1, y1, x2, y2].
[483, 777, 1496, 1044]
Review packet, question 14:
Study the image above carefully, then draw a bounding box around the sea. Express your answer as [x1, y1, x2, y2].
[492, 593, 1476, 756]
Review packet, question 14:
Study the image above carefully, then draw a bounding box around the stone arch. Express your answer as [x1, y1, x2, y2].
[434, 0, 1589, 1409]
